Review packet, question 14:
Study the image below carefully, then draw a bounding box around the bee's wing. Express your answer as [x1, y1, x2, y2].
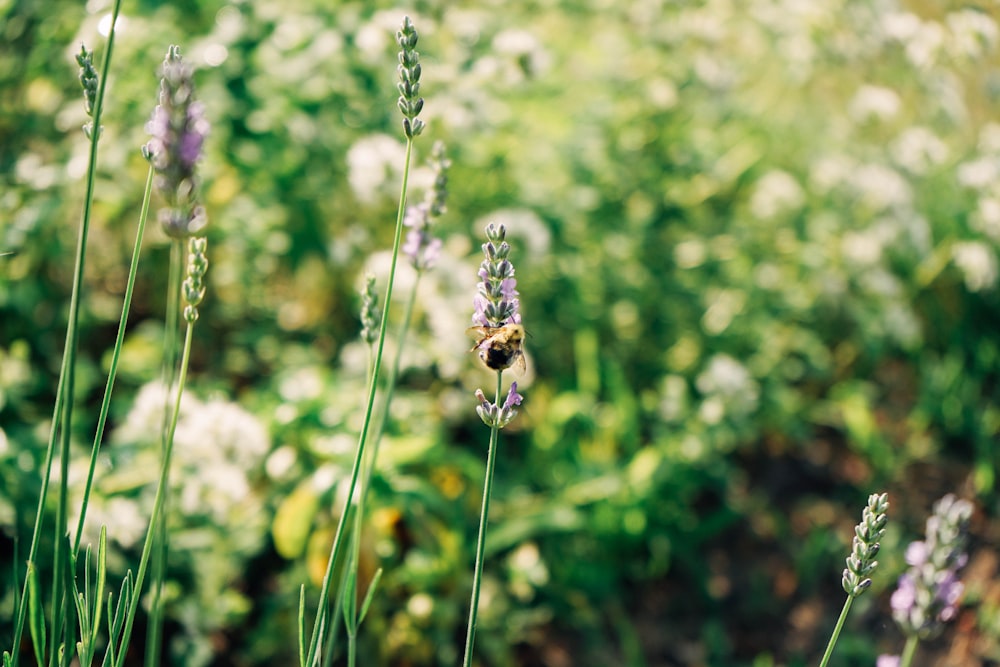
[466, 326, 492, 339]
[512, 350, 527, 376]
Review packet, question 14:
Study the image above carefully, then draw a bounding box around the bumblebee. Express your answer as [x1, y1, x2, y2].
[467, 323, 526, 374]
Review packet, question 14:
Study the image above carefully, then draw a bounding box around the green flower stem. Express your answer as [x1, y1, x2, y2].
[463, 370, 504, 667]
[343, 273, 421, 666]
[374, 275, 420, 453]
[145, 239, 184, 667]
[110, 321, 195, 667]
[304, 136, 415, 667]
[7, 4, 122, 664]
[817, 595, 853, 667]
[73, 165, 154, 555]
[899, 635, 919, 667]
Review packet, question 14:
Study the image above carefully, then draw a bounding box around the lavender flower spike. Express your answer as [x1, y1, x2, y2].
[402, 142, 450, 270]
[842, 492, 889, 598]
[144, 45, 210, 239]
[471, 223, 525, 427]
[473, 223, 521, 328]
[396, 16, 424, 139]
[891, 493, 973, 640]
[475, 382, 523, 429]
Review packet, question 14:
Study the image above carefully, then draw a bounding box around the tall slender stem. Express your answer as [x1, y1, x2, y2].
[304, 137, 414, 667]
[899, 635, 919, 667]
[146, 239, 183, 667]
[817, 596, 852, 667]
[73, 165, 154, 555]
[111, 322, 195, 667]
[462, 370, 504, 667]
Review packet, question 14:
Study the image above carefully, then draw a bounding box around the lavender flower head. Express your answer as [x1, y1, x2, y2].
[396, 16, 424, 139]
[144, 45, 210, 239]
[475, 382, 523, 429]
[471, 223, 525, 429]
[402, 142, 450, 270]
[890, 493, 973, 639]
[76, 45, 98, 121]
[842, 492, 889, 598]
[473, 223, 521, 328]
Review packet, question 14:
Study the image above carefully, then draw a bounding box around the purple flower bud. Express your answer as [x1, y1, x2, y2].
[472, 224, 521, 328]
[503, 382, 523, 410]
[145, 45, 210, 239]
[890, 494, 973, 639]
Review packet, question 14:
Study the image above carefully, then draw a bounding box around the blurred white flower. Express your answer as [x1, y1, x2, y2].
[952, 241, 998, 292]
[74, 496, 147, 550]
[891, 126, 948, 174]
[174, 397, 270, 469]
[842, 230, 883, 267]
[749, 170, 804, 219]
[346, 134, 406, 203]
[884, 302, 922, 349]
[695, 354, 759, 420]
[810, 154, 856, 194]
[114, 380, 197, 446]
[850, 164, 911, 211]
[972, 197, 1000, 241]
[905, 20, 945, 69]
[849, 85, 901, 123]
[957, 157, 1000, 190]
[674, 238, 707, 269]
[491, 28, 551, 81]
[658, 374, 689, 423]
[882, 11, 922, 42]
[978, 123, 1000, 154]
[946, 9, 998, 60]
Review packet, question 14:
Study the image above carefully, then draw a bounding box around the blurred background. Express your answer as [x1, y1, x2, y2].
[2, 0, 1000, 665]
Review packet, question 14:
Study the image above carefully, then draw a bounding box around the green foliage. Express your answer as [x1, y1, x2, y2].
[3, 0, 1000, 665]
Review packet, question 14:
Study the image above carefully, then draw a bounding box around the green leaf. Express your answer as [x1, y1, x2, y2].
[26, 562, 46, 667]
[297, 585, 306, 667]
[91, 528, 107, 652]
[357, 568, 383, 625]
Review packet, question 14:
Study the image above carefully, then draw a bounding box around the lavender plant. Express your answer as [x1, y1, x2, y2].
[106, 236, 211, 667]
[5, 4, 125, 663]
[818, 492, 889, 667]
[138, 45, 211, 667]
[879, 493, 973, 667]
[300, 16, 427, 667]
[339, 142, 451, 666]
[463, 222, 525, 667]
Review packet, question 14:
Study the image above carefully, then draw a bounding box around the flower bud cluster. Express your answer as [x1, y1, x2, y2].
[472, 224, 520, 328]
[76, 45, 99, 120]
[359, 273, 380, 346]
[891, 493, 973, 639]
[402, 141, 450, 270]
[396, 16, 425, 139]
[475, 383, 523, 429]
[144, 46, 210, 239]
[183, 237, 208, 323]
[842, 492, 889, 597]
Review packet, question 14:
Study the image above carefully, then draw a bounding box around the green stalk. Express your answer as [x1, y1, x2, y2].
[73, 165, 154, 555]
[462, 370, 504, 667]
[8, 4, 122, 664]
[817, 595, 853, 667]
[899, 635, 919, 667]
[109, 321, 195, 667]
[145, 239, 184, 667]
[303, 136, 415, 667]
[342, 273, 422, 664]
